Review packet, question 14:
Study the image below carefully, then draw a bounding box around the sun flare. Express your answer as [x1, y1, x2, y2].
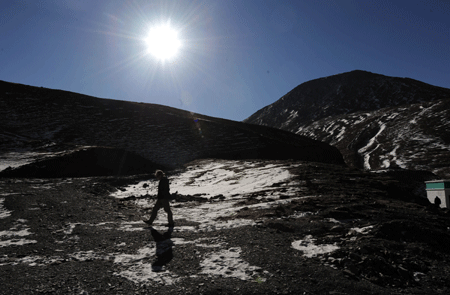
[145, 24, 181, 61]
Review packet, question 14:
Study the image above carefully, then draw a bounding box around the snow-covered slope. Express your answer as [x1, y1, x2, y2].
[245, 70, 450, 177]
[0, 80, 344, 177]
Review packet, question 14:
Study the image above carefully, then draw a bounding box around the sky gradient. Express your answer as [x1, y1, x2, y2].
[1, 0, 449, 121]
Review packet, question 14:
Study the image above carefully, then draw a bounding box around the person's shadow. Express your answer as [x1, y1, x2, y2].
[150, 227, 174, 272]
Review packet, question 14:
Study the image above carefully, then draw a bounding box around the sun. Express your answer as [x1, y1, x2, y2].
[144, 24, 181, 61]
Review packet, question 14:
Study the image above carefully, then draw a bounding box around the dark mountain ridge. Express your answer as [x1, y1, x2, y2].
[0, 80, 344, 177]
[245, 70, 450, 128]
[245, 70, 450, 177]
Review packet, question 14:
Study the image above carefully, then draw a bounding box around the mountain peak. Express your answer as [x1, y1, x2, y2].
[246, 70, 450, 126]
[245, 71, 450, 177]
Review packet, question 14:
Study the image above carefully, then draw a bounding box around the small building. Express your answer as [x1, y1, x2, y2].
[425, 180, 450, 208]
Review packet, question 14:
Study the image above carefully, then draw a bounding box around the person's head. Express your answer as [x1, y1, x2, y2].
[155, 170, 165, 180]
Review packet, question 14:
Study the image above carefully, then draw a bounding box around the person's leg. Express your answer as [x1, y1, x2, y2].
[162, 199, 174, 225]
[146, 200, 162, 224]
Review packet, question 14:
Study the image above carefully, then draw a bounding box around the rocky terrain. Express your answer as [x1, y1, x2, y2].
[1, 158, 449, 295]
[244, 70, 450, 178]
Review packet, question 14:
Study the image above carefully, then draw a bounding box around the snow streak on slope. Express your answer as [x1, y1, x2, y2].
[294, 100, 450, 177]
[0, 150, 75, 172]
[357, 123, 386, 170]
[0, 197, 11, 219]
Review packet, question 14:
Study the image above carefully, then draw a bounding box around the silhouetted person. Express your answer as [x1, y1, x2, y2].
[143, 170, 174, 227]
[434, 196, 442, 207]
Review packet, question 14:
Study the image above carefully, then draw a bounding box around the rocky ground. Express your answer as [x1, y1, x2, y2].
[1, 159, 450, 295]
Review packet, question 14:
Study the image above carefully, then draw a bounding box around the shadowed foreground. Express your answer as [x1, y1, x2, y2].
[1, 159, 449, 294]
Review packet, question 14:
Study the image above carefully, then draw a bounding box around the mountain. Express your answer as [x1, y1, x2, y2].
[0, 80, 344, 177]
[244, 70, 450, 178]
[2, 80, 450, 294]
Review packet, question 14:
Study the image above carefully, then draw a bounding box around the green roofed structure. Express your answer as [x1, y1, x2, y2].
[425, 180, 450, 208]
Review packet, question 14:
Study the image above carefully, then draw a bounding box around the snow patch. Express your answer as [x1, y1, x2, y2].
[70, 250, 111, 262]
[349, 225, 374, 235]
[292, 235, 339, 258]
[114, 160, 304, 232]
[111, 160, 297, 200]
[114, 244, 180, 285]
[199, 247, 266, 280]
[0, 219, 37, 247]
[0, 238, 37, 248]
[388, 146, 407, 169]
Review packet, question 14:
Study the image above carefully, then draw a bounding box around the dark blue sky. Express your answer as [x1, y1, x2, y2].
[1, 0, 449, 121]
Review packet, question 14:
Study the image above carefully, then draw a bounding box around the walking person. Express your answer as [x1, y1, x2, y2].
[143, 170, 174, 227]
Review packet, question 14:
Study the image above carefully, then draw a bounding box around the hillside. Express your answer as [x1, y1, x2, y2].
[244, 70, 450, 177]
[0, 80, 344, 177]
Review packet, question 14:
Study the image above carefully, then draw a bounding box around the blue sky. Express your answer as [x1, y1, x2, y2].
[1, 0, 449, 121]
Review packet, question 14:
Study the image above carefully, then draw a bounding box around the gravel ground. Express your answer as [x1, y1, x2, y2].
[1, 160, 450, 295]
